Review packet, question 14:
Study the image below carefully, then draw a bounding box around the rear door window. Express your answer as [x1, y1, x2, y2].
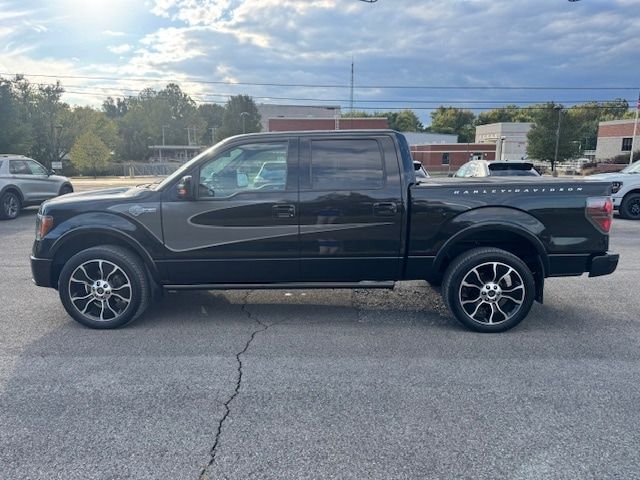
[310, 139, 384, 190]
[9, 160, 31, 175]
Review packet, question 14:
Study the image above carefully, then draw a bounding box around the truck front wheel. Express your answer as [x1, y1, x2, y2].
[620, 193, 640, 220]
[442, 247, 535, 333]
[58, 245, 151, 329]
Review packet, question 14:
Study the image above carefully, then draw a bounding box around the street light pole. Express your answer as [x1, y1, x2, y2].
[629, 92, 639, 165]
[553, 106, 562, 176]
[240, 111, 249, 134]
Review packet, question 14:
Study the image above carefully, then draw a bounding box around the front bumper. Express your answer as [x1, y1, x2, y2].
[588, 252, 619, 277]
[30, 256, 54, 288]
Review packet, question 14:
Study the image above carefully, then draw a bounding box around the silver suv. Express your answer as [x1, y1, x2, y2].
[0, 155, 73, 220]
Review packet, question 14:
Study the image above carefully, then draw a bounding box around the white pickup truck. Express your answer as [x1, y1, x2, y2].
[590, 160, 640, 220]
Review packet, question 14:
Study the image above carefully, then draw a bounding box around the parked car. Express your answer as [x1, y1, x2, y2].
[31, 131, 617, 332]
[588, 160, 640, 219]
[413, 161, 430, 180]
[0, 155, 73, 220]
[453, 160, 540, 178]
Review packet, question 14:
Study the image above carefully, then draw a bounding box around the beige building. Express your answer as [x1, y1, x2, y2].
[595, 119, 640, 161]
[475, 122, 533, 161]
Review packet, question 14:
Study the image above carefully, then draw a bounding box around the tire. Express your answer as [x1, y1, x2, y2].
[441, 247, 536, 333]
[0, 190, 21, 220]
[620, 193, 640, 220]
[59, 184, 73, 196]
[58, 245, 151, 329]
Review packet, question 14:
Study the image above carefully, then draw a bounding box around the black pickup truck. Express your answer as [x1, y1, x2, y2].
[31, 130, 618, 332]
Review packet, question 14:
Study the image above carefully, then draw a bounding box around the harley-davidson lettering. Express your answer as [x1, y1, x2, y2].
[453, 187, 583, 195]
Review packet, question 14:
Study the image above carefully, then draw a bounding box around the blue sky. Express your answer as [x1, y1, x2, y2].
[0, 0, 638, 124]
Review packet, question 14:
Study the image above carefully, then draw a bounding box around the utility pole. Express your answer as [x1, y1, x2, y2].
[630, 92, 639, 165]
[350, 58, 354, 115]
[210, 127, 216, 144]
[553, 106, 562, 176]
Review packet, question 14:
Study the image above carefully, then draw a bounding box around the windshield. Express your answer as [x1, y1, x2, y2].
[621, 160, 640, 174]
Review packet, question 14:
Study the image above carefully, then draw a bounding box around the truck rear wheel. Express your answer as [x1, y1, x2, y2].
[58, 245, 151, 329]
[442, 247, 535, 333]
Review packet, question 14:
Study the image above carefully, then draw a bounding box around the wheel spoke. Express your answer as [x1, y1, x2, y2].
[502, 285, 524, 294]
[111, 292, 131, 303]
[111, 283, 131, 292]
[98, 260, 105, 280]
[71, 293, 93, 302]
[491, 262, 498, 282]
[469, 300, 486, 320]
[99, 301, 105, 321]
[105, 298, 120, 317]
[497, 267, 515, 287]
[501, 294, 523, 305]
[495, 302, 509, 319]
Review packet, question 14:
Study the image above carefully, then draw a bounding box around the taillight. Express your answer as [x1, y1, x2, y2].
[585, 197, 613, 233]
[36, 214, 54, 240]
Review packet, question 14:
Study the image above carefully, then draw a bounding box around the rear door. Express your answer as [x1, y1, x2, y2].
[161, 138, 300, 285]
[298, 135, 404, 281]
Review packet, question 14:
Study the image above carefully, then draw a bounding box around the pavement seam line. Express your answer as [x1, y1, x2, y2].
[198, 292, 268, 480]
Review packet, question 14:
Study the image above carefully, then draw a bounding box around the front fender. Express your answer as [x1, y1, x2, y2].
[37, 212, 163, 281]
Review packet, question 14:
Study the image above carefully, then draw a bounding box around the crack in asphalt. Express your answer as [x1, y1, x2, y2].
[198, 292, 269, 480]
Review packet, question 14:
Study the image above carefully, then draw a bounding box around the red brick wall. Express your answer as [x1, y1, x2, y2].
[410, 144, 496, 169]
[598, 122, 636, 138]
[268, 118, 388, 131]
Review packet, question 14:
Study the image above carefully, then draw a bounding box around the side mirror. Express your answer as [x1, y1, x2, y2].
[448, 172, 454, 177]
[413, 163, 422, 171]
[177, 175, 194, 200]
[49, 169, 56, 176]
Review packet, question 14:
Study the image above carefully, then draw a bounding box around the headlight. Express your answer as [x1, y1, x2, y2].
[611, 181, 622, 194]
[35, 214, 54, 240]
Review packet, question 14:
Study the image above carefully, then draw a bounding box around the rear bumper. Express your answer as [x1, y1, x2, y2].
[588, 252, 619, 277]
[547, 252, 619, 278]
[30, 256, 54, 288]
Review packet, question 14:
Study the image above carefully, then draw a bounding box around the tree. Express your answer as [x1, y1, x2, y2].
[108, 84, 206, 160]
[217, 95, 261, 140]
[568, 99, 629, 151]
[428, 107, 476, 142]
[198, 103, 226, 143]
[385, 110, 423, 131]
[526, 103, 581, 168]
[476, 104, 535, 125]
[0, 79, 32, 154]
[69, 131, 111, 177]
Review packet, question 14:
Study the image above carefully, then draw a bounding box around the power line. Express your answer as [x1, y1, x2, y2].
[22, 81, 634, 105]
[58, 89, 635, 110]
[2, 72, 638, 91]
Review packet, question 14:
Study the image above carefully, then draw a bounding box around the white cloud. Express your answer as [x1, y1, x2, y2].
[108, 44, 132, 54]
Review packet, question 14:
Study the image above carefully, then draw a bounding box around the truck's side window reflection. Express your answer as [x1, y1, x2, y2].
[198, 142, 288, 198]
[310, 139, 384, 191]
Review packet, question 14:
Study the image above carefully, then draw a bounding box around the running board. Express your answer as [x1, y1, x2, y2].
[163, 281, 396, 291]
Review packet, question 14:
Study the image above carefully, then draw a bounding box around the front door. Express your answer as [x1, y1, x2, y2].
[161, 139, 299, 285]
[298, 135, 404, 281]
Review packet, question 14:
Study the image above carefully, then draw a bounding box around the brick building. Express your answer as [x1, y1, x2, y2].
[267, 117, 388, 131]
[595, 119, 640, 161]
[411, 143, 497, 172]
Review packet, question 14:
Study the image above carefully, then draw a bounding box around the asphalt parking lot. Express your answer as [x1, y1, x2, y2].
[1, 207, 639, 480]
